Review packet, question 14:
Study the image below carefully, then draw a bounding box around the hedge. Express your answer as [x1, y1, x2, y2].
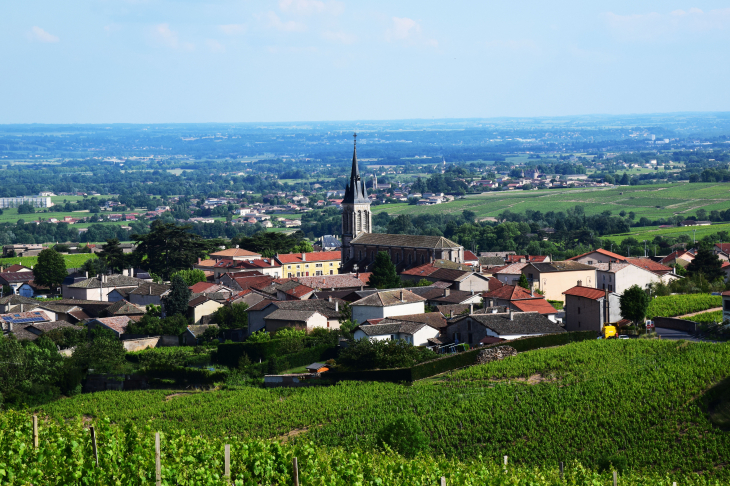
[216, 336, 330, 366]
[326, 331, 597, 383]
[271, 345, 337, 372]
[146, 367, 228, 386]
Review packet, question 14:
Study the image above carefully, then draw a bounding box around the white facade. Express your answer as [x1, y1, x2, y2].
[0, 196, 52, 209]
[353, 324, 440, 346]
[351, 301, 425, 324]
[597, 264, 662, 294]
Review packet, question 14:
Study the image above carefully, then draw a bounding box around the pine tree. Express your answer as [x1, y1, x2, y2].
[98, 238, 126, 273]
[33, 248, 68, 294]
[163, 275, 192, 317]
[367, 251, 401, 289]
[517, 274, 530, 290]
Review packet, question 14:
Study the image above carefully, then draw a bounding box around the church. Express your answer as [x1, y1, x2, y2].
[340, 135, 465, 272]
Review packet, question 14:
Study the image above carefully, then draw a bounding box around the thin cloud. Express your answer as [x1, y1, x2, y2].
[385, 17, 437, 47]
[278, 0, 344, 16]
[258, 11, 307, 32]
[604, 7, 730, 41]
[484, 39, 540, 53]
[322, 30, 356, 44]
[28, 26, 59, 43]
[151, 24, 194, 51]
[205, 39, 225, 53]
[219, 24, 247, 35]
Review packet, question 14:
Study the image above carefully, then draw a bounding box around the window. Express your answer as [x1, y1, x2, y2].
[578, 321, 581, 328]
[467, 319, 472, 331]
[577, 307, 581, 314]
[296, 265, 300, 269]
[390, 334, 396, 340]
[725, 300, 730, 312]
[315, 271, 322, 276]
[296, 272, 301, 277]
[588, 260, 594, 265]
[330, 270, 334, 275]
[468, 333, 473, 344]
[316, 263, 322, 267]
[609, 285, 613, 292]
[528, 273, 533, 280]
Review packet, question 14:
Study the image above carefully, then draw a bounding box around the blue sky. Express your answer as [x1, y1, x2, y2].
[2, 1, 730, 123]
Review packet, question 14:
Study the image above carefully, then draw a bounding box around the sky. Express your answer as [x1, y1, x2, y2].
[2, 0, 730, 124]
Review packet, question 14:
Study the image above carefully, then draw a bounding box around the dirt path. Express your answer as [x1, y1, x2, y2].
[676, 307, 722, 318]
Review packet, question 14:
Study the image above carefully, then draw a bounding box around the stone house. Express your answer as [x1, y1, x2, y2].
[350, 289, 426, 324]
[562, 286, 621, 333]
[446, 311, 565, 345]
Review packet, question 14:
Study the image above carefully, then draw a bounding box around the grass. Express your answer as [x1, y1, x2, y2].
[603, 222, 730, 244]
[371, 182, 730, 221]
[0, 253, 96, 269]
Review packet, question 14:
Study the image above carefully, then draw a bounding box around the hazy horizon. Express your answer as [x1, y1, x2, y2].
[3, 1, 730, 124]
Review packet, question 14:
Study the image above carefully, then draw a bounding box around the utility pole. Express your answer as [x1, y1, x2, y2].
[693, 228, 697, 245]
[643, 240, 647, 257]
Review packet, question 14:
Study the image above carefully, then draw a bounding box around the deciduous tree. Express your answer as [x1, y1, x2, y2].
[33, 248, 68, 293]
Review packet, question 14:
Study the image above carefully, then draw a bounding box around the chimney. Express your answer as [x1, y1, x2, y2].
[335, 301, 339, 312]
[149, 285, 152, 295]
[577, 280, 582, 287]
[608, 261, 612, 271]
[400, 290, 404, 301]
[85, 271, 89, 278]
[235, 245, 239, 248]
[604, 288, 610, 325]
[198, 258, 201, 264]
[7, 322, 12, 332]
[509, 309, 514, 320]
[470, 303, 474, 314]
[328, 296, 332, 302]
[444, 288, 450, 296]
[302, 253, 306, 262]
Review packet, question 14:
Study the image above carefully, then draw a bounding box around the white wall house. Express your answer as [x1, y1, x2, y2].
[594, 262, 663, 294]
[350, 289, 426, 324]
[353, 322, 440, 346]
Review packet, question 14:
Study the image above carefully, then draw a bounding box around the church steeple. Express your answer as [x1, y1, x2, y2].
[343, 132, 369, 204]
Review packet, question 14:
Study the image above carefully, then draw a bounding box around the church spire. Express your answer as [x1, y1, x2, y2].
[343, 132, 369, 204]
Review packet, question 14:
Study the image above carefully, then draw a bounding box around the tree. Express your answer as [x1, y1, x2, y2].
[415, 278, 432, 287]
[620, 285, 649, 327]
[82, 256, 108, 277]
[170, 268, 207, 286]
[72, 329, 126, 373]
[377, 415, 429, 458]
[98, 238, 126, 273]
[212, 302, 249, 330]
[127, 313, 189, 336]
[131, 222, 214, 280]
[33, 248, 68, 294]
[686, 245, 724, 281]
[163, 275, 191, 317]
[517, 274, 530, 290]
[367, 251, 401, 289]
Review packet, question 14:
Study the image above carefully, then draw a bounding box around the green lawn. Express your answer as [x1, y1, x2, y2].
[371, 182, 730, 221]
[0, 253, 96, 269]
[603, 222, 730, 243]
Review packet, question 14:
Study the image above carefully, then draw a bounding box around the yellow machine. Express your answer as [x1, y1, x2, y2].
[603, 325, 618, 339]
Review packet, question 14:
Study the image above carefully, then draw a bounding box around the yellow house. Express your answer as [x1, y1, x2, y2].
[188, 295, 223, 324]
[275, 251, 341, 278]
[521, 261, 597, 302]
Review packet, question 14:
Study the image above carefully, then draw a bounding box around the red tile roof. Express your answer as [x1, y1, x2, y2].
[659, 250, 694, 265]
[567, 249, 628, 262]
[400, 262, 439, 277]
[232, 275, 276, 290]
[511, 299, 558, 315]
[276, 251, 341, 264]
[5, 264, 30, 272]
[210, 248, 261, 258]
[491, 262, 528, 275]
[189, 281, 218, 293]
[715, 243, 730, 254]
[563, 286, 608, 300]
[505, 255, 549, 263]
[294, 274, 364, 289]
[0, 272, 35, 283]
[487, 277, 504, 290]
[482, 285, 537, 301]
[282, 284, 314, 298]
[93, 316, 133, 334]
[628, 258, 673, 275]
[464, 250, 478, 262]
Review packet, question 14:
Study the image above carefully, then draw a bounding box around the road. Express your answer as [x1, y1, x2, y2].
[655, 327, 715, 342]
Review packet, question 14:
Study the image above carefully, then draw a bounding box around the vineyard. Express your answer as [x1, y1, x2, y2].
[0, 253, 96, 269]
[27, 340, 730, 482]
[683, 310, 724, 324]
[0, 410, 700, 486]
[646, 294, 721, 319]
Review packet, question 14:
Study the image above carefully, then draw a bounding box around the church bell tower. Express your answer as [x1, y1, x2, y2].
[341, 133, 371, 264]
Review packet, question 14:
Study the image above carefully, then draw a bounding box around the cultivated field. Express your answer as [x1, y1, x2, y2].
[0, 253, 96, 269]
[371, 183, 730, 221]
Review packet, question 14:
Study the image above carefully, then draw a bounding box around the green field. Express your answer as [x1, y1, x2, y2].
[603, 222, 730, 243]
[34, 339, 730, 482]
[0, 253, 96, 269]
[371, 183, 730, 221]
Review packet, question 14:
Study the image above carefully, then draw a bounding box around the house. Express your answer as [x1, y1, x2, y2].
[520, 261, 597, 302]
[275, 251, 342, 278]
[15, 281, 51, 298]
[264, 309, 331, 333]
[276, 281, 315, 300]
[101, 300, 146, 318]
[350, 289, 426, 324]
[714, 243, 730, 262]
[0, 272, 35, 294]
[491, 263, 529, 285]
[722, 262, 730, 282]
[409, 287, 483, 307]
[293, 274, 365, 291]
[659, 250, 695, 268]
[482, 285, 559, 322]
[562, 286, 621, 333]
[182, 324, 219, 345]
[226, 288, 271, 308]
[86, 316, 134, 338]
[24, 303, 87, 323]
[187, 295, 223, 324]
[722, 290, 730, 322]
[400, 261, 490, 291]
[246, 298, 346, 335]
[592, 261, 664, 293]
[128, 282, 171, 307]
[463, 250, 480, 267]
[24, 320, 78, 339]
[1, 264, 32, 273]
[211, 258, 282, 279]
[626, 258, 678, 283]
[445, 311, 565, 345]
[505, 255, 552, 264]
[218, 273, 274, 292]
[353, 321, 440, 346]
[679, 220, 711, 227]
[0, 295, 42, 313]
[62, 274, 145, 301]
[567, 249, 628, 265]
[209, 247, 263, 261]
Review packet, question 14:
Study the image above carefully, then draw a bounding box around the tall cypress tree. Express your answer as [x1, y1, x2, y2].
[367, 251, 402, 289]
[163, 275, 192, 317]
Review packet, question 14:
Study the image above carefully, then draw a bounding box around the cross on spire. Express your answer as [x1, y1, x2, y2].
[353, 132, 357, 144]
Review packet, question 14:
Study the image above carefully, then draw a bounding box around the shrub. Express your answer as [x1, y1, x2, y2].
[377, 415, 429, 458]
[338, 339, 436, 371]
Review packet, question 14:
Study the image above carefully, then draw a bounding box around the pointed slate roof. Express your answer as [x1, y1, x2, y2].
[342, 134, 369, 204]
[350, 233, 461, 249]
